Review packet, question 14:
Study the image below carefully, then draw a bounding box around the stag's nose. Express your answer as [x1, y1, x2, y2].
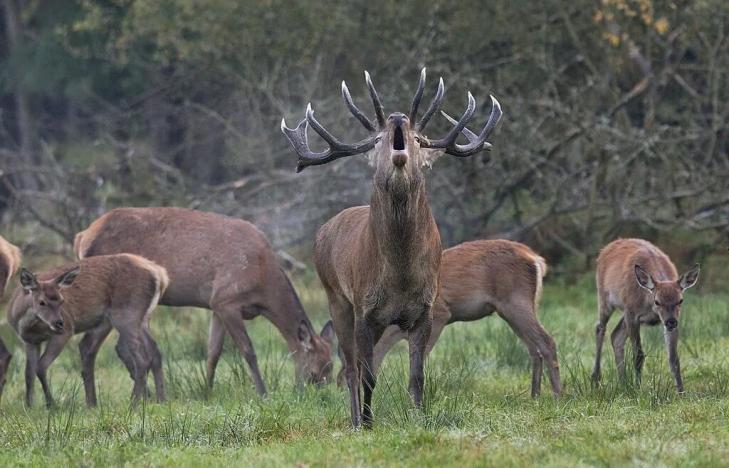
[52, 319, 64, 331]
[389, 112, 408, 128]
[665, 318, 678, 331]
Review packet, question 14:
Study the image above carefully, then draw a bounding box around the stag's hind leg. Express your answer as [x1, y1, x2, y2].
[79, 323, 112, 407]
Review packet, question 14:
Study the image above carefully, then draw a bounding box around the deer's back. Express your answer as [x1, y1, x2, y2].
[440, 239, 546, 322]
[597, 238, 677, 311]
[75, 207, 275, 308]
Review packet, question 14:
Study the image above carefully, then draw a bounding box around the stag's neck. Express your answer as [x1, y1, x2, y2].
[369, 181, 438, 282]
[263, 269, 313, 354]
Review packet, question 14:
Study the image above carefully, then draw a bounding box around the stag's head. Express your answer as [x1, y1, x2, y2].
[19, 266, 79, 334]
[634, 264, 700, 332]
[282, 69, 502, 197]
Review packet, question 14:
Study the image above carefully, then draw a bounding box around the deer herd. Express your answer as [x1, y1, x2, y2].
[0, 70, 701, 429]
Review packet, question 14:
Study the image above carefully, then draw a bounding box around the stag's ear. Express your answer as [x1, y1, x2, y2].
[298, 320, 313, 351]
[679, 264, 700, 291]
[320, 320, 335, 346]
[420, 148, 445, 169]
[56, 266, 80, 288]
[634, 265, 655, 292]
[19, 268, 38, 292]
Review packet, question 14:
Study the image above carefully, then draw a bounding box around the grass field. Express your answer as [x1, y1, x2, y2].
[1, 272, 728, 467]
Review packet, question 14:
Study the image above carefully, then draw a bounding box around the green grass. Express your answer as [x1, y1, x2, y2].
[1, 276, 729, 467]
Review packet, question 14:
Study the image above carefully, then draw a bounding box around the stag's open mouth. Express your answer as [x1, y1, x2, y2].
[393, 127, 405, 151]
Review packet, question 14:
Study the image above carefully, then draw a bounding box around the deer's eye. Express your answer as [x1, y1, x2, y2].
[39, 300, 47, 307]
[678, 299, 684, 305]
[654, 300, 661, 306]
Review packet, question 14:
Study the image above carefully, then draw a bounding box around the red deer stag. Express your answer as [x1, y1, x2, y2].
[7, 254, 168, 407]
[282, 69, 502, 427]
[592, 238, 699, 392]
[74, 207, 335, 394]
[339, 240, 560, 397]
[0, 235, 22, 399]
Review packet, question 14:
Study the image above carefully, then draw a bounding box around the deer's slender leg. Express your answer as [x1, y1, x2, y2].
[215, 306, 266, 396]
[408, 309, 432, 408]
[206, 313, 226, 389]
[592, 293, 613, 383]
[24, 342, 40, 407]
[625, 317, 644, 385]
[611, 316, 628, 380]
[143, 329, 165, 402]
[665, 328, 684, 393]
[357, 318, 385, 428]
[79, 323, 112, 407]
[112, 316, 151, 403]
[37, 332, 73, 408]
[327, 292, 360, 428]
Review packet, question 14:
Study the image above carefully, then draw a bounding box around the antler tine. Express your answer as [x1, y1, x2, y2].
[422, 92, 476, 149]
[416, 77, 445, 131]
[364, 71, 386, 128]
[281, 104, 377, 173]
[439, 95, 502, 157]
[341, 81, 376, 131]
[409, 67, 426, 121]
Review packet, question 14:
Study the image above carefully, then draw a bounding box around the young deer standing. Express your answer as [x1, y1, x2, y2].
[74, 207, 335, 394]
[0, 235, 22, 399]
[341, 239, 560, 397]
[592, 238, 699, 392]
[282, 69, 501, 427]
[7, 254, 168, 407]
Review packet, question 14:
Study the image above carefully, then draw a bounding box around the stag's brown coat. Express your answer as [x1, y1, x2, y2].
[283, 69, 502, 427]
[0, 235, 22, 399]
[361, 239, 560, 397]
[74, 207, 334, 394]
[592, 238, 699, 392]
[7, 254, 168, 407]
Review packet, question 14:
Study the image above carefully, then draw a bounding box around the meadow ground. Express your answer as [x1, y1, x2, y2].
[1, 273, 728, 467]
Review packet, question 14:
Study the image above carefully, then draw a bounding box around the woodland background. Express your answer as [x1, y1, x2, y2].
[1, 0, 727, 273]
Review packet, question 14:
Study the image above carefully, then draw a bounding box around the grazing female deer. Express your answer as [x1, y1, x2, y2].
[592, 238, 699, 392]
[282, 69, 501, 427]
[74, 207, 334, 394]
[342, 239, 560, 397]
[7, 254, 168, 407]
[0, 235, 22, 399]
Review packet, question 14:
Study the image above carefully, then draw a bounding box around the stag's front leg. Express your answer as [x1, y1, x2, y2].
[24, 342, 40, 407]
[408, 309, 432, 408]
[664, 328, 684, 393]
[356, 318, 385, 429]
[37, 332, 72, 408]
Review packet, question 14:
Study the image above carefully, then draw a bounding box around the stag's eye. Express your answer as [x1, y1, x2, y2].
[654, 300, 661, 306]
[678, 299, 684, 305]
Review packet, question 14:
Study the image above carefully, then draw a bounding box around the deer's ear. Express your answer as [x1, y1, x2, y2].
[19, 268, 38, 292]
[420, 148, 445, 169]
[320, 320, 335, 346]
[679, 264, 700, 291]
[56, 266, 80, 288]
[298, 321, 313, 351]
[634, 265, 655, 292]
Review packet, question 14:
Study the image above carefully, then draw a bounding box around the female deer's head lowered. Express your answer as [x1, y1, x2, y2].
[283, 69, 502, 428]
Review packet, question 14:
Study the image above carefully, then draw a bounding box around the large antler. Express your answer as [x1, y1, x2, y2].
[425, 94, 502, 157]
[282, 71, 387, 172]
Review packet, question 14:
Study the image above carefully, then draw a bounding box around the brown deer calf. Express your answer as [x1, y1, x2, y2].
[7, 254, 168, 407]
[75, 207, 334, 394]
[592, 238, 699, 392]
[0, 235, 22, 399]
[336, 239, 560, 397]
